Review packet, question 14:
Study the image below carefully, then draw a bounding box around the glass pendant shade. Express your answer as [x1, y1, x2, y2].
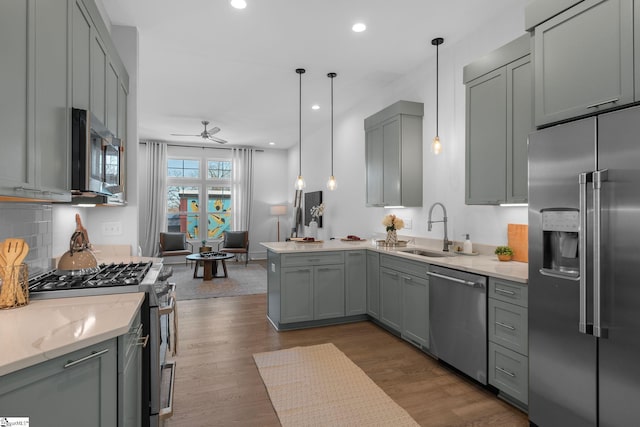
[431, 136, 442, 155]
[326, 175, 337, 191]
[295, 175, 306, 190]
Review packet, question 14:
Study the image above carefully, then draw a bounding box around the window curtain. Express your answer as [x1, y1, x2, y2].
[231, 148, 254, 232]
[140, 141, 167, 256]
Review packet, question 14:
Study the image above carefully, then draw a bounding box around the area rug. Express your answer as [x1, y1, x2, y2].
[253, 343, 419, 427]
[168, 260, 267, 300]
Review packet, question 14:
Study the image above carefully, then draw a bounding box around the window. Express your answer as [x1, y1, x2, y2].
[167, 157, 232, 241]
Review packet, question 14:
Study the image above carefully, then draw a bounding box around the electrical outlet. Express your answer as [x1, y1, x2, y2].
[404, 218, 412, 229]
[102, 221, 122, 236]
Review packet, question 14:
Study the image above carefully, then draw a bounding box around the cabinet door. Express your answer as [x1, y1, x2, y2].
[380, 267, 402, 331]
[72, 0, 91, 110]
[402, 274, 429, 348]
[281, 267, 314, 323]
[91, 31, 107, 124]
[382, 117, 401, 206]
[506, 56, 532, 204]
[465, 67, 507, 205]
[118, 80, 127, 138]
[365, 125, 383, 206]
[106, 62, 118, 132]
[119, 312, 142, 427]
[34, 0, 70, 198]
[534, 0, 634, 126]
[345, 251, 367, 315]
[0, 0, 33, 196]
[314, 265, 345, 320]
[0, 339, 118, 426]
[366, 251, 380, 319]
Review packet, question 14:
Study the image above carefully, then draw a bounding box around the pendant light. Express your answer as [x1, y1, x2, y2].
[326, 72, 338, 191]
[431, 37, 444, 155]
[294, 68, 306, 190]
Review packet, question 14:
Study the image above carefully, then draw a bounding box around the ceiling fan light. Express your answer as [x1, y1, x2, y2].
[230, 0, 247, 9]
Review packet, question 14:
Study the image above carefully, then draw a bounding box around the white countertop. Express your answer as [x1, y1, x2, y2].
[0, 292, 145, 376]
[261, 240, 528, 284]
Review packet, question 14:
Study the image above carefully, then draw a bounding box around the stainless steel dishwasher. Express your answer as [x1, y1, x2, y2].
[427, 265, 487, 384]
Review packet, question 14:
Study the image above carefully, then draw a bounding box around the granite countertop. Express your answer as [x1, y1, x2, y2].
[0, 292, 145, 376]
[261, 240, 528, 284]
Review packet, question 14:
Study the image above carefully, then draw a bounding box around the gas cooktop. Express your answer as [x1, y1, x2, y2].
[29, 262, 153, 299]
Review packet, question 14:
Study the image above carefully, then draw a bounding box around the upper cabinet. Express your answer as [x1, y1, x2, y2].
[527, 0, 634, 126]
[364, 101, 423, 207]
[0, 0, 128, 203]
[464, 35, 532, 205]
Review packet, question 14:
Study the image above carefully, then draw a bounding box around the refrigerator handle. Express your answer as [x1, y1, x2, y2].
[593, 169, 609, 339]
[578, 172, 592, 335]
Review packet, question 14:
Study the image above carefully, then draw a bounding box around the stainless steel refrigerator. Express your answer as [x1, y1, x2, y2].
[528, 105, 640, 426]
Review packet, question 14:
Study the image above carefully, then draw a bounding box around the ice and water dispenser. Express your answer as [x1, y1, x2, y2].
[541, 209, 580, 277]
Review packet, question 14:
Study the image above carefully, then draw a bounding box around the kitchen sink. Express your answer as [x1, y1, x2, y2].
[399, 248, 456, 258]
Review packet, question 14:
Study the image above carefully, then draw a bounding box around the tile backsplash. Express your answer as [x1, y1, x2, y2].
[0, 203, 52, 275]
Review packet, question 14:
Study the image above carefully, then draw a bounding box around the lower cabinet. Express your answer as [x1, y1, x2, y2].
[119, 311, 142, 427]
[380, 267, 403, 331]
[0, 339, 118, 426]
[488, 277, 529, 408]
[345, 250, 367, 315]
[402, 274, 429, 348]
[366, 251, 380, 319]
[314, 264, 346, 320]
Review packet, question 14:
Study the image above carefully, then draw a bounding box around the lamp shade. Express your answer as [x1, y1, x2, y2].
[270, 205, 287, 216]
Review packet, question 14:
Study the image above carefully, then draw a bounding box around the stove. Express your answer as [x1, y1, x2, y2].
[28, 262, 155, 299]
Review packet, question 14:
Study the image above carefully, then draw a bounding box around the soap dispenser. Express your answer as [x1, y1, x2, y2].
[463, 234, 473, 254]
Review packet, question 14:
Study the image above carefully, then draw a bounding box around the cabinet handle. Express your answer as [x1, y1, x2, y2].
[586, 98, 618, 109]
[496, 366, 516, 378]
[495, 321, 516, 331]
[402, 276, 412, 281]
[494, 288, 515, 296]
[128, 323, 143, 336]
[382, 271, 398, 278]
[14, 186, 41, 192]
[64, 348, 109, 369]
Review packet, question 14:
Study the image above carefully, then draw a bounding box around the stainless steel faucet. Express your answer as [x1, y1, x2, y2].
[427, 202, 452, 251]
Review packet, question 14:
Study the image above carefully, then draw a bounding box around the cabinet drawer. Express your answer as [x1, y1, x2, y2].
[380, 254, 428, 279]
[489, 277, 528, 307]
[281, 251, 344, 267]
[488, 299, 528, 355]
[489, 342, 528, 405]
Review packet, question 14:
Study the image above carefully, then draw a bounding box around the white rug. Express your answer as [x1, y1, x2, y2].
[253, 343, 419, 426]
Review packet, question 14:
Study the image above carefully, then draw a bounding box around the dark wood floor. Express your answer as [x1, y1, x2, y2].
[165, 294, 528, 426]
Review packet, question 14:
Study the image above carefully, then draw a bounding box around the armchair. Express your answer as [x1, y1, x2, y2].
[218, 231, 249, 265]
[159, 232, 193, 265]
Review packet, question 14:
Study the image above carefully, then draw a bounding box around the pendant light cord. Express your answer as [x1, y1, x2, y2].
[296, 68, 305, 177]
[431, 37, 443, 137]
[329, 73, 336, 176]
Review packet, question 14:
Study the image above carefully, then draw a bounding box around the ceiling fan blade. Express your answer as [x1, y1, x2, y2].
[207, 126, 221, 135]
[208, 135, 228, 144]
[170, 133, 201, 137]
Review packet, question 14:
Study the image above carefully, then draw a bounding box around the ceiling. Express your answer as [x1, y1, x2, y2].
[101, 0, 521, 149]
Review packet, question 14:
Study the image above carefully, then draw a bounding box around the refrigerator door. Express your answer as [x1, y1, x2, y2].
[528, 117, 597, 427]
[596, 106, 640, 427]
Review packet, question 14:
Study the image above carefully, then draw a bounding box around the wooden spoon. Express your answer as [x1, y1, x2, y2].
[13, 241, 29, 305]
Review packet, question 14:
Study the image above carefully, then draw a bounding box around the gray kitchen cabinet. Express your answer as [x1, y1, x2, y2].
[0, 338, 118, 426]
[72, 0, 92, 110]
[118, 311, 142, 427]
[106, 62, 119, 133]
[366, 250, 380, 319]
[0, 0, 70, 202]
[118, 81, 128, 138]
[314, 264, 345, 320]
[487, 277, 529, 408]
[364, 101, 423, 207]
[401, 274, 429, 348]
[379, 267, 403, 331]
[464, 35, 531, 205]
[530, 0, 634, 126]
[91, 32, 107, 125]
[281, 266, 314, 323]
[345, 250, 367, 315]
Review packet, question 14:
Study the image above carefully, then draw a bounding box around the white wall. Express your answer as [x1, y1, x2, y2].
[290, 3, 528, 247]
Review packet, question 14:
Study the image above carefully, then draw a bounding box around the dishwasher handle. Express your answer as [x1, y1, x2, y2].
[426, 271, 484, 288]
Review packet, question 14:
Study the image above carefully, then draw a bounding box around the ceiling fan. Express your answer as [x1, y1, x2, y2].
[170, 120, 228, 144]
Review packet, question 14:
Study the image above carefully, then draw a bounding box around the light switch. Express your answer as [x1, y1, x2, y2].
[403, 218, 412, 230]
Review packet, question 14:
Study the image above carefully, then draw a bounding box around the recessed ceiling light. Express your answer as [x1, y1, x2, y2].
[312, 104, 320, 110]
[352, 22, 366, 33]
[230, 0, 247, 9]
[268, 141, 275, 145]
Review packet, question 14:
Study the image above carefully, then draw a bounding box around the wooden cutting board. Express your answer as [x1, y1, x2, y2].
[508, 224, 528, 262]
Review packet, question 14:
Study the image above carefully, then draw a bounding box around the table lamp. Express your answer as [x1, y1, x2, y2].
[270, 205, 287, 241]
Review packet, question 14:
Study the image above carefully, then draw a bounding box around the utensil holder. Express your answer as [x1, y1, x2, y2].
[0, 264, 29, 309]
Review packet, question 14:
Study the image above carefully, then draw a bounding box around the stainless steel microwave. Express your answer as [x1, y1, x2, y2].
[71, 108, 124, 197]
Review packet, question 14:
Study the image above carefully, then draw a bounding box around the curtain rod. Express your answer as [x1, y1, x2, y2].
[139, 140, 265, 152]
